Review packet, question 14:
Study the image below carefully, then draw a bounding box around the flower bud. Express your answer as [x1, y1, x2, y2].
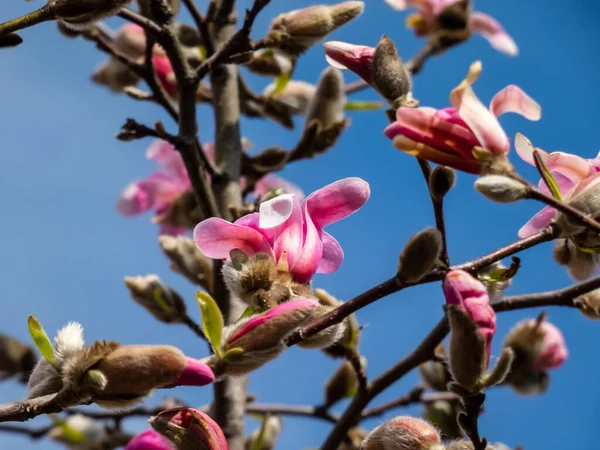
[361, 416, 444, 450]
[429, 165, 456, 201]
[153, 56, 178, 99]
[92, 58, 141, 93]
[245, 415, 282, 450]
[372, 35, 412, 106]
[124, 274, 187, 323]
[305, 66, 346, 131]
[419, 358, 450, 392]
[397, 227, 443, 283]
[48, 414, 107, 448]
[296, 304, 346, 350]
[423, 400, 463, 441]
[324, 360, 357, 407]
[323, 41, 375, 85]
[150, 408, 228, 450]
[53, 0, 131, 30]
[266, 2, 365, 56]
[159, 235, 214, 291]
[125, 429, 174, 450]
[339, 427, 368, 450]
[446, 441, 507, 450]
[0, 33, 23, 48]
[575, 288, 600, 319]
[315, 289, 361, 359]
[0, 334, 36, 383]
[443, 270, 496, 391]
[245, 49, 293, 77]
[553, 237, 600, 281]
[262, 80, 316, 115]
[474, 175, 527, 203]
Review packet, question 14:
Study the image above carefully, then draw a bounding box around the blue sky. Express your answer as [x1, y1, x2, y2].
[1, 0, 599, 449]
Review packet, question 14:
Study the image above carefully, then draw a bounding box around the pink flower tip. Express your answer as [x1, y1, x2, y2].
[323, 41, 375, 84]
[125, 430, 173, 450]
[150, 408, 228, 450]
[171, 357, 215, 387]
[534, 321, 568, 371]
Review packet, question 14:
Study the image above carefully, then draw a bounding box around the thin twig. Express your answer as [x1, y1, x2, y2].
[362, 388, 459, 419]
[0, 424, 53, 439]
[118, 9, 163, 34]
[181, 0, 216, 55]
[182, 314, 207, 340]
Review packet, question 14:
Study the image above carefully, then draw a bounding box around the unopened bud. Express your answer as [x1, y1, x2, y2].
[443, 270, 496, 391]
[305, 66, 346, 130]
[361, 416, 444, 450]
[423, 400, 463, 441]
[397, 227, 443, 283]
[125, 429, 174, 450]
[323, 41, 375, 85]
[296, 304, 346, 349]
[475, 175, 527, 203]
[553, 238, 600, 281]
[324, 360, 357, 407]
[315, 289, 361, 358]
[575, 288, 600, 319]
[263, 80, 316, 115]
[267, 1, 365, 56]
[0, 33, 23, 48]
[175, 23, 203, 47]
[477, 261, 514, 304]
[153, 56, 178, 99]
[245, 49, 293, 77]
[419, 358, 450, 392]
[429, 166, 456, 200]
[48, 414, 107, 447]
[0, 335, 36, 383]
[372, 35, 412, 105]
[53, 0, 131, 30]
[159, 235, 214, 291]
[245, 415, 283, 450]
[150, 408, 227, 450]
[92, 58, 141, 93]
[446, 440, 506, 450]
[124, 275, 187, 323]
[339, 427, 369, 450]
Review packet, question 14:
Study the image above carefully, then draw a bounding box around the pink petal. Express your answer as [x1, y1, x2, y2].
[489, 85, 541, 121]
[114, 23, 147, 58]
[171, 357, 215, 387]
[125, 430, 173, 450]
[147, 140, 189, 184]
[544, 153, 592, 183]
[235, 213, 275, 244]
[323, 41, 375, 84]
[518, 206, 556, 238]
[228, 299, 318, 344]
[514, 133, 542, 166]
[537, 171, 574, 197]
[117, 182, 151, 216]
[566, 171, 600, 200]
[469, 12, 518, 56]
[291, 204, 323, 284]
[450, 62, 509, 155]
[253, 174, 305, 201]
[193, 218, 274, 259]
[259, 194, 304, 268]
[117, 173, 183, 216]
[317, 232, 344, 274]
[533, 322, 568, 371]
[304, 178, 370, 229]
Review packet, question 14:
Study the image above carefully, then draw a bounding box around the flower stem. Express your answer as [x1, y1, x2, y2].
[0, 7, 54, 36]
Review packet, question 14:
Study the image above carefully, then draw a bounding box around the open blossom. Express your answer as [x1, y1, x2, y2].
[384, 61, 541, 174]
[383, 0, 518, 56]
[194, 177, 370, 283]
[117, 140, 304, 236]
[516, 133, 600, 237]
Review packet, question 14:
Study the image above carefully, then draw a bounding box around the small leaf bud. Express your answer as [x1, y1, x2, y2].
[124, 274, 187, 323]
[475, 175, 527, 203]
[397, 227, 443, 283]
[429, 165, 456, 200]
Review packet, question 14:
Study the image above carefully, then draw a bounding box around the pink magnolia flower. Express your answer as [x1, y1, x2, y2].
[117, 140, 304, 236]
[384, 61, 541, 174]
[516, 133, 600, 237]
[444, 270, 496, 359]
[384, 0, 518, 56]
[125, 430, 174, 450]
[150, 408, 228, 450]
[194, 177, 370, 283]
[324, 41, 375, 85]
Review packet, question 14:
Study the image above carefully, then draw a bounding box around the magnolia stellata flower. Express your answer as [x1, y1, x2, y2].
[117, 140, 303, 236]
[48, 414, 107, 449]
[245, 415, 283, 450]
[384, 61, 541, 174]
[0, 334, 36, 383]
[125, 430, 174, 450]
[150, 408, 228, 450]
[361, 416, 444, 450]
[27, 322, 214, 408]
[443, 270, 496, 390]
[195, 177, 369, 284]
[503, 318, 567, 395]
[383, 0, 518, 56]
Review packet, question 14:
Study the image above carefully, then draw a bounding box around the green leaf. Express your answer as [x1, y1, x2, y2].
[49, 416, 86, 444]
[223, 347, 244, 361]
[196, 292, 224, 358]
[153, 286, 171, 313]
[533, 149, 562, 200]
[252, 416, 269, 450]
[27, 315, 54, 365]
[272, 71, 291, 95]
[344, 385, 358, 398]
[344, 100, 383, 111]
[480, 257, 521, 282]
[238, 305, 261, 320]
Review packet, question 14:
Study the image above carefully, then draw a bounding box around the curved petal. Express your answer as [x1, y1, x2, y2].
[317, 232, 344, 274]
[117, 182, 152, 216]
[544, 152, 592, 183]
[117, 173, 182, 216]
[323, 41, 375, 84]
[260, 194, 303, 268]
[537, 171, 574, 197]
[382, 0, 417, 10]
[147, 140, 189, 183]
[304, 178, 370, 229]
[489, 85, 541, 121]
[514, 132, 542, 166]
[235, 212, 274, 244]
[518, 206, 556, 238]
[291, 205, 323, 283]
[253, 174, 305, 201]
[469, 12, 518, 56]
[193, 218, 274, 259]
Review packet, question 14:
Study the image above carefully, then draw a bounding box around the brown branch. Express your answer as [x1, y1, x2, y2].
[246, 403, 339, 423]
[362, 388, 459, 419]
[118, 8, 162, 34]
[0, 424, 53, 439]
[181, 0, 215, 55]
[182, 314, 207, 340]
[0, 394, 92, 423]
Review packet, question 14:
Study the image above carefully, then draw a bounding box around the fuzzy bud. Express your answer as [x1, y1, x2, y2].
[266, 2, 365, 56]
[124, 275, 187, 323]
[92, 58, 140, 93]
[305, 66, 346, 130]
[245, 416, 283, 450]
[159, 235, 214, 291]
[575, 288, 600, 319]
[339, 428, 369, 450]
[52, 0, 131, 30]
[419, 358, 450, 392]
[443, 270, 496, 391]
[446, 441, 508, 450]
[429, 166, 456, 200]
[315, 289, 361, 358]
[361, 416, 444, 450]
[245, 50, 293, 77]
[372, 35, 412, 105]
[125, 429, 174, 450]
[423, 400, 463, 441]
[150, 408, 228, 450]
[0, 334, 36, 383]
[324, 360, 357, 407]
[503, 317, 567, 395]
[553, 237, 600, 281]
[397, 227, 443, 283]
[296, 304, 346, 350]
[263, 80, 317, 117]
[475, 175, 527, 203]
[48, 414, 107, 448]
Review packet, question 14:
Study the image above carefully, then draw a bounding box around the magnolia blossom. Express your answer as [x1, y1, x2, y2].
[384, 0, 518, 56]
[125, 430, 174, 450]
[384, 61, 541, 174]
[194, 177, 370, 283]
[117, 140, 304, 236]
[516, 133, 600, 237]
[150, 408, 228, 450]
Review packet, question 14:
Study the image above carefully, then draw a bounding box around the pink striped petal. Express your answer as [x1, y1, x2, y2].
[147, 140, 189, 183]
[259, 194, 303, 268]
[489, 85, 541, 121]
[518, 206, 556, 238]
[317, 232, 344, 274]
[291, 205, 323, 284]
[253, 174, 305, 201]
[193, 218, 274, 259]
[566, 171, 600, 200]
[304, 178, 370, 229]
[469, 12, 518, 56]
